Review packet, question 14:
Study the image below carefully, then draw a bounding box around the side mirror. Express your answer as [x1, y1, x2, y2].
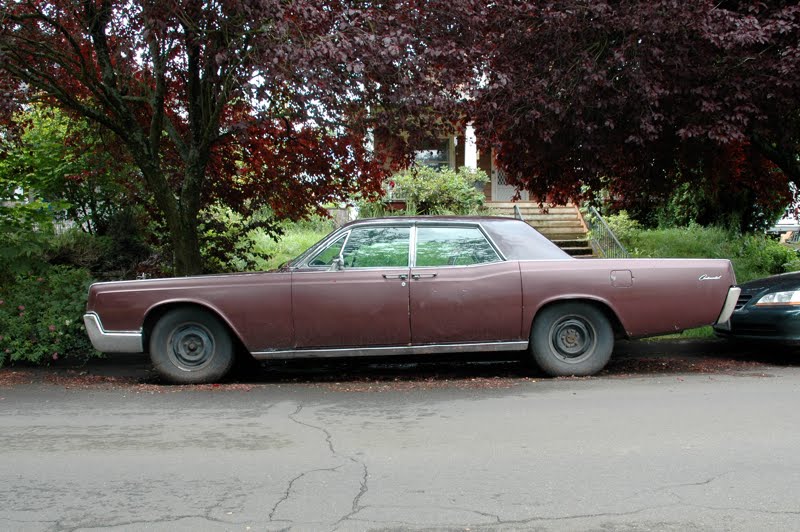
[330, 256, 344, 272]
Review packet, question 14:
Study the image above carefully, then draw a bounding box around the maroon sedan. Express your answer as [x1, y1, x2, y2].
[84, 217, 740, 383]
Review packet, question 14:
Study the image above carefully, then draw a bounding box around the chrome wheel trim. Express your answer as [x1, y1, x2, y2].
[167, 323, 216, 371]
[548, 315, 597, 364]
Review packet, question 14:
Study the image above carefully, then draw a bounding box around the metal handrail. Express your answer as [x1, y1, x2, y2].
[584, 206, 629, 258]
[513, 204, 523, 220]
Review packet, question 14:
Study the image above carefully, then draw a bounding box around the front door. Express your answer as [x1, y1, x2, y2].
[410, 225, 523, 344]
[492, 162, 529, 202]
[292, 225, 412, 348]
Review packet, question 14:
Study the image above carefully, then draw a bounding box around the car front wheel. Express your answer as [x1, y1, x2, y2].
[530, 302, 613, 377]
[150, 307, 235, 384]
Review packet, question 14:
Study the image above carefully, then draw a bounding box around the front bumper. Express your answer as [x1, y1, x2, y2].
[83, 312, 144, 353]
[713, 306, 800, 342]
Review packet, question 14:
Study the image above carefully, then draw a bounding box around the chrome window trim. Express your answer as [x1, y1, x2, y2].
[340, 225, 412, 270]
[298, 222, 414, 270]
[292, 266, 410, 275]
[305, 231, 350, 269]
[411, 223, 505, 268]
[252, 340, 529, 360]
[409, 223, 418, 267]
[480, 225, 508, 262]
[293, 229, 349, 268]
[297, 219, 509, 270]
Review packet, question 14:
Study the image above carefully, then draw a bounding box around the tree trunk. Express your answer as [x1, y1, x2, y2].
[171, 212, 203, 276]
[751, 133, 800, 185]
[171, 153, 207, 277]
[132, 151, 205, 277]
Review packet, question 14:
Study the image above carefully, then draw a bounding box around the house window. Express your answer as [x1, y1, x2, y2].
[414, 139, 452, 169]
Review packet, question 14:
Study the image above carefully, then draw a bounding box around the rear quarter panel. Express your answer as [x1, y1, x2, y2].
[520, 258, 735, 337]
[87, 272, 293, 351]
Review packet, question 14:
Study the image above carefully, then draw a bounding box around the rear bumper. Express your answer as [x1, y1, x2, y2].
[83, 312, 144, 353]
[715, 287, 741, 325]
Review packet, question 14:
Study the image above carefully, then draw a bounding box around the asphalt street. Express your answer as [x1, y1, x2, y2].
[2, 341, 800, 531]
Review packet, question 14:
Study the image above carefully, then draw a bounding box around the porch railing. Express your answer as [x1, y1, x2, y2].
[583, 206, 629, 258]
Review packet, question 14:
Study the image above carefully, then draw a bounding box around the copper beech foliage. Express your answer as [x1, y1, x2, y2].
[0, 0, 472, 275]
[2, 0, 798, 272]
[468, 1, 800, 220]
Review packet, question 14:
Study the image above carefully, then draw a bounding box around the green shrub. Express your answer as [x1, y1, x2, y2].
[653, 182, 706, 229]
[602, 211, 642, 245]
[197, 203, 336, 273]
[370, 166, 489, 216]
[735, 234, 800, 282]
[45, 230, 114, 271]
[0, 266, 98, 366]
[243, 217, 336, 271]
[0, 201, 57, 283]
[612, 222, 800, 283]
[198, 204, 285, 273]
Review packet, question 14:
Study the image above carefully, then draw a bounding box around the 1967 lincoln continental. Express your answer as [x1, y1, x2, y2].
[84, 217, 740, 383]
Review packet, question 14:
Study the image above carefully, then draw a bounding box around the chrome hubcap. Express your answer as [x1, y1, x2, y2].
[550, 316, 596, 362]
[169, 324, 215, 369]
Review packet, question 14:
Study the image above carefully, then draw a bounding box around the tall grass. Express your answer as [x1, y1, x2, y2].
[607, 214, 800, 283]
[237, 217, 335, 271]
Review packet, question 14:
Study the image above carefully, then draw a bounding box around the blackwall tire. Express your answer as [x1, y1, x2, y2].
[150, 307, 234, 384]
[530, 302, 613, 377]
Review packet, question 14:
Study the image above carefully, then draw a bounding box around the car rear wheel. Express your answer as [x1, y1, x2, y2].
[530, 302, 613, 376]
[150, 307, 234, 384]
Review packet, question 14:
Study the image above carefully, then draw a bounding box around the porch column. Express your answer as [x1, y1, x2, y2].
[464, 123, 477, 170]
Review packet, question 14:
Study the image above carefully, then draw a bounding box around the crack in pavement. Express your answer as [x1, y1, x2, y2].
[279, 404, 370, 527]
[683, 504, 800, 516]
[268, 465, 343, 521]
[437, 505, 502, 523]
[351, 503, 502, 524]
[62, 514, 247, 531]
[346, 501, 800, 530]
[202, 479, 252, 523]
[344, 504, 677, 529]
[621, 471, 734, 505]
[332, 462, 370, 530]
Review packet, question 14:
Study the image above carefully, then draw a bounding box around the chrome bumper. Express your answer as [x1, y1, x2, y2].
[83, 312, 144, 353]
[715, 287, 742, 325]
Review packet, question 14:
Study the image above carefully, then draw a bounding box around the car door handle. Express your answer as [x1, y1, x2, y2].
[411, 273, 438, 280]
[382, 273, 408, 280]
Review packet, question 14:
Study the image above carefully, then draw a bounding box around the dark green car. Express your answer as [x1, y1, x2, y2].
[714, 272, 800, 342]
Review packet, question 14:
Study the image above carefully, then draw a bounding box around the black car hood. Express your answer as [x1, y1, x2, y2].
[740, 271, 800, 293]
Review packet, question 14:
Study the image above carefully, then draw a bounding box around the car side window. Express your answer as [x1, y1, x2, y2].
[340, 227, 410, 268]
[308, 234, 348, 266]
[415, 226, 501, 266]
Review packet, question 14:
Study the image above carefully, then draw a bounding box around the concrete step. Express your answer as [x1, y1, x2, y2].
[537, 230, 590, 241]
[551, 239, 591, 247]
[522, 213, 583, 222]
[490, 208, 580, 217]
[490, 213, 583, 223]
[487, 203, 593, 256]
[562, 246, 594, 257]
[489, 202, 577, 209]
[528, 220, 585, 229]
